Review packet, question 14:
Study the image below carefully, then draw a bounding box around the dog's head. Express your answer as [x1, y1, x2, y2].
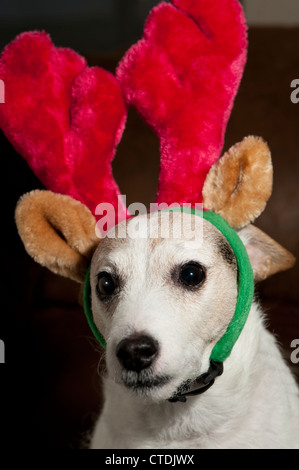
[90, 210, 239, 401]
[15, 137, 295, 403]
[89, 215, 295, 402]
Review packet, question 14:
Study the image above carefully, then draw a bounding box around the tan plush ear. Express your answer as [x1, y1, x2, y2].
[238, 225, 295, 281]
[202, 136, 273, 229]
[15, 190, 99, 283]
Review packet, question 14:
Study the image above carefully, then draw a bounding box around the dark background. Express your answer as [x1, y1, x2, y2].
[0, 0, 298, 449]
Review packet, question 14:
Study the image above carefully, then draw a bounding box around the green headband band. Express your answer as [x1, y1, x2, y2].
[83, 208, 254, 363]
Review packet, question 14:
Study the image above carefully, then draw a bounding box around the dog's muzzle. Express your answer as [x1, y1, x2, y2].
[115, 333, 223, 402]
[116, 333, 171, 392]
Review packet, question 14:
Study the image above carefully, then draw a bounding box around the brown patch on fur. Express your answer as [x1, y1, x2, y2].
[15, 190, 99, 282]
[216, 237, 237, 269]
[203, 136, 273, 229]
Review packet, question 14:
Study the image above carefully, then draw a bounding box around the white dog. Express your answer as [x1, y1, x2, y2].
[88, 211, 299, 449]
[15, 137, 299, 449]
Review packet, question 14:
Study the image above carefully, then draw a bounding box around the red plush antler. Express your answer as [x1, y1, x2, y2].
[0, 31, 128, 223]
[1, 0, 248, 226]
[117, 0, 247, 206]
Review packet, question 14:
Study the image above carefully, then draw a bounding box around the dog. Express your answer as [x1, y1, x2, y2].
[87, 210, 299, 449]
[14, 135, 299, 449]
[5, 0, 298, 450]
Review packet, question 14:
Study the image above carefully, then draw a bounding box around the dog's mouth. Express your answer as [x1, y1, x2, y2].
[121, 369, 170, 393]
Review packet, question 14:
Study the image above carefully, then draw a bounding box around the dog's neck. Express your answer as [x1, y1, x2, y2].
[92, 302, 275, 448]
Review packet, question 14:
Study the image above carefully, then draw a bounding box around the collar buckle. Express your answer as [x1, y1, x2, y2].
[168, 360, 223, 403]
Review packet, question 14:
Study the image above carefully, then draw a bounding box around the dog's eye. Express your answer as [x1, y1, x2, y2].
[96, 272, 117, 298]
[178, 263, 205, 288]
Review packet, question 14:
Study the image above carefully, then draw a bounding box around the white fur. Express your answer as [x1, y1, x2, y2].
[89, 213, 299, 449]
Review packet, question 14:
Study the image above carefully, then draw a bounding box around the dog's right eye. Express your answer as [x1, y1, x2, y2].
[96, 272, 117, 298]
[178, 262, 206, 289]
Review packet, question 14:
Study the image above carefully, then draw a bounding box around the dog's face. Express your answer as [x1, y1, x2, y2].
[90, 212, 238, 402]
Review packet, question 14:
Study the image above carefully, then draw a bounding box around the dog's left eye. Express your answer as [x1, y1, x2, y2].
[178, 262, 205, 288]
[96, 272, 117, 298]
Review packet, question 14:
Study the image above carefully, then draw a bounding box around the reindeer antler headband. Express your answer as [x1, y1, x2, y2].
[0, 0, 274, 370]
[0, 0, 253, 220]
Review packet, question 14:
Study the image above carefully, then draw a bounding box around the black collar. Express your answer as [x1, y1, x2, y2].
[168, 361, 223, 403]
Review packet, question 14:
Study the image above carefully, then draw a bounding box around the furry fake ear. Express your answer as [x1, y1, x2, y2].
[15, 190, 99, 282]
[202, 136, 273, 229]
[238, 225, 295, 281]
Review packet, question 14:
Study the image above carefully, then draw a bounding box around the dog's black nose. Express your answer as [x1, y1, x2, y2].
[116, 334, 159, 372]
